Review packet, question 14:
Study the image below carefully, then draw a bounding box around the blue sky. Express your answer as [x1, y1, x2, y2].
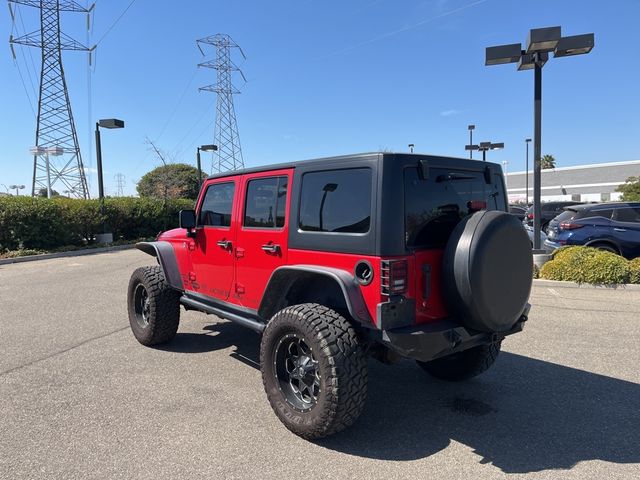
[1, 0, 639, 196]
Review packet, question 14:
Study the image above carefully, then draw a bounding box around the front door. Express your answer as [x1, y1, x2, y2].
[189, 179, 238, 300]
[233, 169, 292, 309]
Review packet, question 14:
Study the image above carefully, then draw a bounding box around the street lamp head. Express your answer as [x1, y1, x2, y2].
[465, 144, 479, 151]
[554, 33, 595, 58]
[98, 118, 125, 129]
[526, 26, 561, 53]
[200, 144, 218, 152]
[468, 124, 475, 130]
[525, 138, 532, 142]
[485, 43, 522, 65]
[490, 142, 504, 150]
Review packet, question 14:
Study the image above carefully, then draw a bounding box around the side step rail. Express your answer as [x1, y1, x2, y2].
[180, 296, 266, 333]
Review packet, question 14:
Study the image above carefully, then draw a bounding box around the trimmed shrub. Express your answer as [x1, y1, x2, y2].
[0, 196, 193, 252]
[540, 246, 630, 285]
[629, 258, 640, 284]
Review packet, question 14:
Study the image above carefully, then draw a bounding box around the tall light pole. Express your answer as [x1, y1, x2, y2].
[408, 143, 414, 153]
[467, 125, 475, 159]
[525, 138, 532, 205]
[466, 141, 504, 161]
[95, 119, 125, 241]
[485, 27, 594, 250]
[196, 144, 218, 187]
[9, 184, 25, 196]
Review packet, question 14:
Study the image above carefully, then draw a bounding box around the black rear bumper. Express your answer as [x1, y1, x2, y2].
[377, 304, 530, 362]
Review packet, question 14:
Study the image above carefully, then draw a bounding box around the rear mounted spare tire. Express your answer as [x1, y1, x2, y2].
[443, 210, 532, 333]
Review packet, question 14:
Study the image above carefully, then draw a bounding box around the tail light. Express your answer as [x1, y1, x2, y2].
[527, 213, 534, 219]
[559, 222, 584, 230]
[381, 259, 408, 295]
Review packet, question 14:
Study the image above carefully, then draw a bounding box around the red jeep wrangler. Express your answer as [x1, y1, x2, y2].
[127, 152, 532, 439]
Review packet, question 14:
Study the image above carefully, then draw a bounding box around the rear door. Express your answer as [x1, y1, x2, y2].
[233, 169, 292, 309]
[189, 179, 238, 300]
[612, 206, 640, 258]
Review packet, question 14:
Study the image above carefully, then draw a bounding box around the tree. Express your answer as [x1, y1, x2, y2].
[541, 154, 556, 169]
[37, 188, 60, 197]
[137, 163, 200, 200]
[616, 176, 640, 201]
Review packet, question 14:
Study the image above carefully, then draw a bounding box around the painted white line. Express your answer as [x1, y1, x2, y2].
[547, 288, 561, 297]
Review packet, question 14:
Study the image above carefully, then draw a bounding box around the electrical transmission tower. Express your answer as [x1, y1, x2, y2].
[114, 173, 125, 197]
[9, 0, 92, 199]
[197, 34, 246, 173]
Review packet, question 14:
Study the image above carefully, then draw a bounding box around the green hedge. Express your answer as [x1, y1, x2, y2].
[629, 257, 640, 284]
[540, 246, 637, 285]
[0, 196, 193, 251]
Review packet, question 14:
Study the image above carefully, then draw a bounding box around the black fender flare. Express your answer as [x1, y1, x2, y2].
[258, 265, 373, 326]
[136, 241, 184, 291]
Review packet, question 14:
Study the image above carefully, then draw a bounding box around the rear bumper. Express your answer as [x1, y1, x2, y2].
[377, 304, 530, 362]
[543, 239, 563, 253]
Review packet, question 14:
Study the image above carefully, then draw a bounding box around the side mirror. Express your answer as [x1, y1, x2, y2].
[179, 209, 196, 229]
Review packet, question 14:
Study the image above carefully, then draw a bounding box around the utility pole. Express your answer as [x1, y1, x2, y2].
[197, 34, 246, 173]
[114, 173, 126, 197]
[9, 0, 93, 199]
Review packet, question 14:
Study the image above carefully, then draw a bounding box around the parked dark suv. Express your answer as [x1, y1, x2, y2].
[523, 201, 582, 232]
[127, 152, 532, 439]
[545, 202, 640, 259]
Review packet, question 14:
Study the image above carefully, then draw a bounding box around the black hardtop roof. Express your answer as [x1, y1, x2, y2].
[205, 152, 501, 181]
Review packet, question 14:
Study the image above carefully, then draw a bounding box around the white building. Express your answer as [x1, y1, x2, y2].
[506, 159, 640, 204]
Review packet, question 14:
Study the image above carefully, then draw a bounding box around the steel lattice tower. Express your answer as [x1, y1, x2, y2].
[9, 0, 90, 198]
[197, 34, 246, 173]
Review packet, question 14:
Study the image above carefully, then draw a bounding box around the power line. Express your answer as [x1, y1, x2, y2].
[93, 0, 137, 46]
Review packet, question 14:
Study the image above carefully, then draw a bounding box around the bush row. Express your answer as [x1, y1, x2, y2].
[540, 246, 640, 285]
[0, 196, 193, 251]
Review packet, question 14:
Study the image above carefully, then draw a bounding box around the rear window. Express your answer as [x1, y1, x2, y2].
[298, 168, 371, 233]
[404, 167, 506, 248]
[555, 210, 577, 223]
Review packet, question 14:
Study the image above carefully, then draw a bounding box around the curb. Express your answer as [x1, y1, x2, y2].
[533, 278, 640, 291]
[0, 244, 137, 266]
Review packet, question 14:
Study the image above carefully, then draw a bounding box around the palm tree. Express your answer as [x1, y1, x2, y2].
[541, 154, 556, 169]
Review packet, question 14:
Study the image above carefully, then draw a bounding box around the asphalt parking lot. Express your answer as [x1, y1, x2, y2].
[1, 249, 639, 479]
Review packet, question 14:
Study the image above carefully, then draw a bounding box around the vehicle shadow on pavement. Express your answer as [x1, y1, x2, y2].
[156, 321, 261, 369]
[317, 352, 640, 473]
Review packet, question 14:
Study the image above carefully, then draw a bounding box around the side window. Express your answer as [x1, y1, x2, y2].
[615, 207, 640, 223]
[590, 209, 614, 220]
[199, 182, 235, 227]
[244, 176, 288, 229]
[299, 168, 371, 233]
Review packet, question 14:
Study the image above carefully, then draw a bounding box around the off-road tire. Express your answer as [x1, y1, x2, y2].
[417, 341, 501, 381]
[260, 303, 367, 439]
[127, 266, 180, 346]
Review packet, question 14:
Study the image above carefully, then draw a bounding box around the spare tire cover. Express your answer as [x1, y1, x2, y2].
[442, 210, 532, 333]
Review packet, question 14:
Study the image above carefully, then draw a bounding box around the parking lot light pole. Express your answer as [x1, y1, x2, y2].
[95, 119, 125, 239]
[466, 141, 504, 161]
[485, 27, 594, 250]
[197, 144, 218, 187]
[467, 125, 475, 159]
[525, 138, 532, 205]
[9, 184, 25, 196]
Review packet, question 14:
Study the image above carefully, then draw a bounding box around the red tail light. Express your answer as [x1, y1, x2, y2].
[527, 213, 534, 219]
[381, 259, 408, 295]
[468, 200, 487, 211]
[559, 222, 584, 230]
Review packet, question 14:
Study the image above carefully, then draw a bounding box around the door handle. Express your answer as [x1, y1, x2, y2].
[217, 240, 232, 249]
[261, 243, 281, 254]
[613, 228, 627, 232]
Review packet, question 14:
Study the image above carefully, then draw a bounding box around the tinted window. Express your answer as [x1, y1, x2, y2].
[614, 207, 640, 223]
[199, 182, 235, 227]
[584, 209, 613, 220]
[244, 176, 288, 228]
[555, 210, 578, 222]
[404, 167, 506, 248]
[299, 168, 371, 233]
